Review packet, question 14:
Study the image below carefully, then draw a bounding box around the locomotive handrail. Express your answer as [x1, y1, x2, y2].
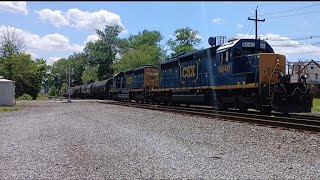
[268, 62, 280, 96]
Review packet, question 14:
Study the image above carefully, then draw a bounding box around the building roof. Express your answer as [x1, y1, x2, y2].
[0, 78, 15, 83]
[297, 60, 320, 73]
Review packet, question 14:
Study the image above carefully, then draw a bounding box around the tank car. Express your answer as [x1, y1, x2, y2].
[91, 79, 113, 99]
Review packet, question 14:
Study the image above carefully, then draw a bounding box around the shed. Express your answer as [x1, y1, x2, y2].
[0, 78, 15, 106]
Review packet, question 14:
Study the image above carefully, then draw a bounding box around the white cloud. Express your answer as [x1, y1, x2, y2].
[47, 57, 61, 65]
[66, 9, 124, 31]
[0, 25, 85, 65]
[236, 33, 320, 56]
[35, 8, 124, 31]
[212, 18, 223, 24]
[85, 34, 100, 44]
[0, 1, 28, 15]
[237, 24, 243, 29]
[35, 9, 69, 28]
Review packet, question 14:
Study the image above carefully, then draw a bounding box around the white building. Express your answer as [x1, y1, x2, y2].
[290, 60, 320, 84]
[0, 77, 15, 106]
[290, 60, 320, 97]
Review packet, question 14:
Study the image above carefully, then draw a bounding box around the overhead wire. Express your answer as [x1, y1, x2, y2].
[267, 10, 320, 19]
[248, 21, 255, 38]
[242, 20, 248, 34]
[260, 3, 320, 16]
[258, 1, 286, 7]
[245, 20, 252, 36]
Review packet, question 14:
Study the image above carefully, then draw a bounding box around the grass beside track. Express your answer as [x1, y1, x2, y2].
[312, 98, 320, 113]
[0, 107, 23, 113]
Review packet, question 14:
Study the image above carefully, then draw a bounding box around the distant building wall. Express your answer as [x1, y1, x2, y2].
[0, 79, 15, 106]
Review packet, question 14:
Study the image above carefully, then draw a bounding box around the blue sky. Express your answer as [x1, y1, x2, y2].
[1, 1, 320, 65]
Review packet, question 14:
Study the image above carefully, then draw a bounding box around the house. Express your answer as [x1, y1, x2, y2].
[290, 60, 320, 97]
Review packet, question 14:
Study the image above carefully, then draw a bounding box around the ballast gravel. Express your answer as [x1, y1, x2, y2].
[0, 100, 319, 179]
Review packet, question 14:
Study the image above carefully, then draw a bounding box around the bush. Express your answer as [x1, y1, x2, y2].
[36, 94, 47, 100]
[16, 94, 33, 101]
[48, 86, 57, 97]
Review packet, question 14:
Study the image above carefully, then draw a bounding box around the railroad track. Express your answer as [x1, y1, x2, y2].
[96, 100, 320, 133]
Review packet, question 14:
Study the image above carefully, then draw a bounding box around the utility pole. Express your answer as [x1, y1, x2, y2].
[68, 64, 72, 103]
[248, 6, 265, 39]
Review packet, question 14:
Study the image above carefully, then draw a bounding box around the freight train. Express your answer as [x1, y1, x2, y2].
[68, 36, 313, 115]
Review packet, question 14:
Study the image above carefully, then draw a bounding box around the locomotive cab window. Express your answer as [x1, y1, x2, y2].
[220, 50, 229, 65]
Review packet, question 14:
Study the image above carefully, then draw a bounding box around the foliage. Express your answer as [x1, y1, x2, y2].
[0, 54, 49, 100]
[16, 94, 32, 101]
[312, 98, 320, 112]
[81, 66, 98, 84]
[48, 86, 58, 97]
[60, 82, 69, 95]
[167, 27, 201, 57]
[84, 25, 123, 80]
[113, 30, 164, 73]
[36, 94, 47, 101]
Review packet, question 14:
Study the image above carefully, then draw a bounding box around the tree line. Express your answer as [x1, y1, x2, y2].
[0, 25, 202, 98]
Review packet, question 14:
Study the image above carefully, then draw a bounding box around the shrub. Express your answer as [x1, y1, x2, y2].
[36, 94, 47, 100]
[16, 94, 33, 101]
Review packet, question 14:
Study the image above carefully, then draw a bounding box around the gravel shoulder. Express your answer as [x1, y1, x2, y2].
[0, 100, 319, 179]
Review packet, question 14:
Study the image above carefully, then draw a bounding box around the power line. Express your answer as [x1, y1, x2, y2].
[267, 10, 320, 19]
[245, 20, 252, 35]
[257, 23, 262, 31]
[242, 20, 248, 34]
[258, 1, 286, 7]
[249, 21, 255, 38]
[265, 36, 320, 41]
[270, 42, 320, 47]
[260, 3, 320, 16]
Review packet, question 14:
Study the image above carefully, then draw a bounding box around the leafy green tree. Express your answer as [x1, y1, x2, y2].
[0, 54, 48, 100]
[84, 25, 123, 80]
[113, 30, 164, 73]
[50, 58, 69, 86]
[81, 66, 98, 84]
[48, 86, 57, 97]
[167, 27, 201, 57]
[60, 82, 68, 95]
[69, 52, 88, 85]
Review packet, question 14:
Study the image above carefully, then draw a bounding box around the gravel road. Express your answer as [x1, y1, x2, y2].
[0, 100, 319, 179]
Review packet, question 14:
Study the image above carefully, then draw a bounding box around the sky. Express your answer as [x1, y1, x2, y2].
[1, 1, 320, 65]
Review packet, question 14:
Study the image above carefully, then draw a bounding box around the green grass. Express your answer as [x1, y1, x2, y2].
[36, 94, 48, 101]
[0, 106, 23, 113]
[312, 98, 320, 112]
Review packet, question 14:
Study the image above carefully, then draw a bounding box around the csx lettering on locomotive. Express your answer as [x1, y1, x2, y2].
[182, 65, 196, 78]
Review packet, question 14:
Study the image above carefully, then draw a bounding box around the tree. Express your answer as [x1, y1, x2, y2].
[167, 27, 201, 57]
[50, 58, 70, 87]
[84, 25, 123, 80]
[0, 26, 25, 58]
[113, 30, 164, 73]
[0, 54, 48, 100]
[81, 66, 98, 84]
[68, 52, 88, 85]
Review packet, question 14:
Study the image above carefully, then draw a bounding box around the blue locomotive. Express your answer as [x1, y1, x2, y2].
[70, 36, 313, 114]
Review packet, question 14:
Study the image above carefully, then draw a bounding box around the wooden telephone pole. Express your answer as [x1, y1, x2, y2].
[248, 6, 265, 39]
